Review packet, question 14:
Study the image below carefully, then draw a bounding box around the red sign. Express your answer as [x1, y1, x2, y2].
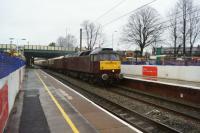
[142, 66, 158, 77]
[0, 83, 9, 133]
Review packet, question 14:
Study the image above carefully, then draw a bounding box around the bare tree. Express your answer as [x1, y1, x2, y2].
[122, 7, 163, 56]
[188, 4, 200, 56]
[177, 0, 192, 56]
[151, 31, 164, 53]
[81, 20, 104, 50]
[49, 42, 56, 47]
[57, 34, 77, 50]
[168, 7, 180, 57]
[66, 34, 77, 50]
[57, 36, 66, 47]
[170, 0, 200, 56]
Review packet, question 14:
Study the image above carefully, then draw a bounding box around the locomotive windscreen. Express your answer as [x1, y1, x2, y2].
[94, 54, 120, 61]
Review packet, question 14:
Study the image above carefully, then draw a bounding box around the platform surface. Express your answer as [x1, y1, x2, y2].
[124, 74, 200, 90]
[6, 69, 140, 133]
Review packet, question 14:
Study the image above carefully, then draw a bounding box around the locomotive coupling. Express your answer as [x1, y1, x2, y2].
[102, 74, 109, 80]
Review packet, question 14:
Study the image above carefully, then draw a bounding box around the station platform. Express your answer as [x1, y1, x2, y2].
[124, 74, 200, 90]
[5, 69, 140, 133]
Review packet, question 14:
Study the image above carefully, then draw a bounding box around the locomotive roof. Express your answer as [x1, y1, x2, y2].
[64, 48, 118, 58]
[90, 48, 117, 55]
[79, 50, 91, 56]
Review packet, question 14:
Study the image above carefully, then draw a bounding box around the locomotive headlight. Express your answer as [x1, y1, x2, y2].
[112, 69, 115, 72]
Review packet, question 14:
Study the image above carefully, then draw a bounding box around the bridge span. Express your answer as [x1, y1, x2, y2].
[0, 44, 76, 66]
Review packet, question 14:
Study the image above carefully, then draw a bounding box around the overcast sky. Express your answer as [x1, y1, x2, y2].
[0, 0, 180, 50]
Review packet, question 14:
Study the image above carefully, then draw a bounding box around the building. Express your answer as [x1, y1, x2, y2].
[155, 45, 200, 56]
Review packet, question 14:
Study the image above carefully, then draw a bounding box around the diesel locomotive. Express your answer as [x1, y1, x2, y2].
[36, 48, 123, 82]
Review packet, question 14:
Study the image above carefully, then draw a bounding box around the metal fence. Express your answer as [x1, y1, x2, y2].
[0, 44, 76, 51]
[122, 57, 200, 66]
[0, 44, 17, 50]
[0, 53, 25, 79]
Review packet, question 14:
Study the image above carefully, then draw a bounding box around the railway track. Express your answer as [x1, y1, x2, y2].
[109, 85, 200, 121]
[43, 69, 181, 133]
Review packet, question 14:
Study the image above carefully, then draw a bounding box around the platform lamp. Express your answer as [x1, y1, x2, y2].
[8, 38, 15, 52]
[21, 38, 27, 46]
[21, 38, 27, 52]
[9, 38, 14, 45]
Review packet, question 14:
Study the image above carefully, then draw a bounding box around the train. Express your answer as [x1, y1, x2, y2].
[35, 48, 123, 83]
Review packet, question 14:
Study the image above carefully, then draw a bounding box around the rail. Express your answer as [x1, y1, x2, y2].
[110, 85, 200, 121]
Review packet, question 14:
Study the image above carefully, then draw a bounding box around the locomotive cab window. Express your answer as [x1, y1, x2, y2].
[90, 55, 94, 61]
[93, 54, 120, 61]
[93, 54, 98, 61]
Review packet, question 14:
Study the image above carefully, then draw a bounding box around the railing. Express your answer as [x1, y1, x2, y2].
[0, 44, 17, 50]
[122, 57, 200, 66]
[24, 45, 75, 51]
[0, 44, 76, 51]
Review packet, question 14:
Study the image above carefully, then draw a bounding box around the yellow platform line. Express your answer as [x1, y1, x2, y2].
[35, 72, 79, 133]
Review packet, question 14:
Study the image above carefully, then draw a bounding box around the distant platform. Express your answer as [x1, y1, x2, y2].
[6, 69, 140, 133]
[124, 74, 200, 90]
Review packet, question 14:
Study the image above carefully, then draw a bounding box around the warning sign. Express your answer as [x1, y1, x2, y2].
[142, 66, 157, 77]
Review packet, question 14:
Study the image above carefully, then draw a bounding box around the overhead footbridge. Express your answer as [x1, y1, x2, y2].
[23, 45, 76, 66]
[0, 44, 76, 66]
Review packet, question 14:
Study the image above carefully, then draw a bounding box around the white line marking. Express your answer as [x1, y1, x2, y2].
[59, 89, 73, 100]
[40, 70, 143, 133]
[55, 89, 68, 102]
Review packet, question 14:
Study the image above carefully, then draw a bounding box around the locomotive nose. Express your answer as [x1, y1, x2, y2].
[100, 61, 120, 70]
[102, 74, 109, 80]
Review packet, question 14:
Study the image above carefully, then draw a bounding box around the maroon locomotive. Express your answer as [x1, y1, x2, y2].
[36, 48, 123, 82]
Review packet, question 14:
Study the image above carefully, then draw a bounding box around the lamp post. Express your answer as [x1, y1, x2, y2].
[20, 38, 27, 54]
[21, 38, 27, 46]
[8, 38, 28, 55]
[9, 38, 14, 45]
[112, 30, 117, 49]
